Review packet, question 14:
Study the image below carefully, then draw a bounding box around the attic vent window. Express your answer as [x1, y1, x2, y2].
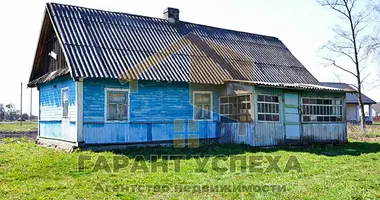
[163, 7, 180, 23]
[49, 51, 57, 60]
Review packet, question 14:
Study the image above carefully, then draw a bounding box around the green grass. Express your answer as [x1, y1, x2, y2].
[0, 122, 37, 132]
[0, 138, 379, 199]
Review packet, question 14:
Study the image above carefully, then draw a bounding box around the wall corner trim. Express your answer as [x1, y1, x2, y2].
[76, 81, 84, 142]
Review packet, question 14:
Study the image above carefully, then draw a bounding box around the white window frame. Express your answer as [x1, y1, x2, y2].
[104, 88, 130, 122]
[257, 94, 280, 122]
[301, 97, 343, 123]
[193, 91, 213, 121]
[61, 87, 69, 119]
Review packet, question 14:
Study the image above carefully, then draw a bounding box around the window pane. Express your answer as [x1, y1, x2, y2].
[108, 104, 117, 120]
[272, 96, 279, 103]
[108, 91, 126, 103]
[258, 114, 264, 121]
[62, 89, 69, 101]
[195, 107, 202, 119]
[265, 114, 272, 121]
[220, 97, 228, 104]
[204, 110, 211, 119]
[303, 116, 310, 122]
[323, 116, 329, 122]
[202, 94, 211, 104]
[230, 96, 237, 104]
[238, 96, 246, 102]
[119, 104, 127, 120]
[258, 95, 264, 102]
[273, 115, 280, 121]
[62, 89, 69, 117]
[62, 102, 68, 117]
[310, 116, 317, 122]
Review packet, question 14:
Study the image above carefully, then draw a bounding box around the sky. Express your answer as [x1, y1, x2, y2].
[0, 0, 379, 115]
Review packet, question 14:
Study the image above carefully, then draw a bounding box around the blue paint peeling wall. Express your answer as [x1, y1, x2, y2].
[83, 79, 221, 144]
[38, 75, 77, 142]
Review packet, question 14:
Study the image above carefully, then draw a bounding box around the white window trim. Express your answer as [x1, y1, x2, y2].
[104, 88, 130, 123]
[61, 87, 69, 119]
[257, 94, 281, 123]
[301, 97, 344, 123]
[192, 91, 213, 121]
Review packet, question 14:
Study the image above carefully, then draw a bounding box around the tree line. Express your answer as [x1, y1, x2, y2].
[0, 103, 36, 121]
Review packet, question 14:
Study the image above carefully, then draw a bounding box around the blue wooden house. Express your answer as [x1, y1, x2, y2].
[28, 3, 354, 149]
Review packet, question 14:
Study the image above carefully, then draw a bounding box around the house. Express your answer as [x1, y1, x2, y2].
[372, 103, 380, 120]
[321, 82, 376, 124]
[28, 3, 354, 149]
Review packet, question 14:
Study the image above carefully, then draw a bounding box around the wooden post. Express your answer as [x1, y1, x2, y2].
[20, 82, 23, 126]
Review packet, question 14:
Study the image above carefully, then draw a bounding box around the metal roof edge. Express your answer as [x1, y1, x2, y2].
[224, 80, 356, 93]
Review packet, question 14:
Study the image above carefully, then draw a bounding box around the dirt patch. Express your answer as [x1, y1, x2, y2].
[0, 131, 37, 140]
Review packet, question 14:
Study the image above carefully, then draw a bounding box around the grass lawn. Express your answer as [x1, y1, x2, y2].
[0, 138, 379, 199]
[0, 122, 37, 132]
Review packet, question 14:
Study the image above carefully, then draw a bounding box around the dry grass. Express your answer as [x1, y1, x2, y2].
[347, 124, 380, 142]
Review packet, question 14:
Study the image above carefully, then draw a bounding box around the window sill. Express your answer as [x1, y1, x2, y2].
[104, 120, 129, 123]
[256, 121, 281, 123]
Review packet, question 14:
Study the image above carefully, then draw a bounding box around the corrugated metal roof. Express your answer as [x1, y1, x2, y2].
[228, 80, 355, 92]
[29, 2, 321, 85]
[321, 82, 376, 104]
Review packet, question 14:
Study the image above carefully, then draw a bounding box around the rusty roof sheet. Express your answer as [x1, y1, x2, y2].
[29, 3, 321, 86]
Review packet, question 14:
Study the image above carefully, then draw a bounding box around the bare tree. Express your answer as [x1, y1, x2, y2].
[318, 0, 379, 129]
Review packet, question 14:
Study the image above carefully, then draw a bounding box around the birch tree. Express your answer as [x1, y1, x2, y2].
[318, 0, 378, 129]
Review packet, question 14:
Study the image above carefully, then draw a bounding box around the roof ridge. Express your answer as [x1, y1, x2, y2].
[47, 2, 280, 42]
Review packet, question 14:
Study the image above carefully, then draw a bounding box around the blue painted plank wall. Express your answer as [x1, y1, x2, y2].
[38, 75, 77, 141]
[83, 79, 221, 144]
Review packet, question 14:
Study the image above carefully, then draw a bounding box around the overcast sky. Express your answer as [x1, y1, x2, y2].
[0, 0, 379, 115]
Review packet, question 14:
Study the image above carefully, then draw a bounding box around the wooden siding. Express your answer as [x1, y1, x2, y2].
[219, 123, 255, 146]
[38, 75, 77, 141]
[219, 122, 284, 146]
[82, 79, 220, 144]
[255, 122, 284, 146]
[37, 77, 348, 146]
[40, 121, 76, 142]
[84, 121, 218, 144]
[302, 123, 346, 142]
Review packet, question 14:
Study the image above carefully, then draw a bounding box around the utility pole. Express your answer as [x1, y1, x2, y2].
[20, 82, 22, 126]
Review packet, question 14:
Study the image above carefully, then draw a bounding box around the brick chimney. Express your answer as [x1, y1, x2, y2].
[163, 7, 180, 23]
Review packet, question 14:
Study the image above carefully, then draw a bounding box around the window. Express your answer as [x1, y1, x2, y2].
[62, 88, 69, 118]
[220, 94, 252, 122]
[105, 89, 129, 121]
[302, 98, 343, 122]
[257, 95, 280, 122]
[193, 91, 212, 120]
